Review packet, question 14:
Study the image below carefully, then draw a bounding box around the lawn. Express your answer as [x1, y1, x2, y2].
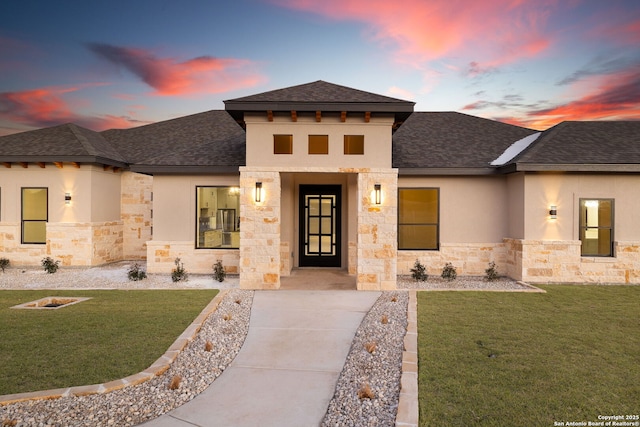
[417, 285, 640, 426]
[0, 289, 218, 396]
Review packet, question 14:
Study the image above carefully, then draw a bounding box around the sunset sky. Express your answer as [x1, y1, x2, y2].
[1, 0, 639, 136]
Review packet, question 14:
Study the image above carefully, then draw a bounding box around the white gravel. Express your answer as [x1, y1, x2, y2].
[0, 262, 529, 426]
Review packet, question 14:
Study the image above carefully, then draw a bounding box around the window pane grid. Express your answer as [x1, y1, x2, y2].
[196, 186, 240, 249]
[398, 188, 439, 250]
[579, 198, 614, 257]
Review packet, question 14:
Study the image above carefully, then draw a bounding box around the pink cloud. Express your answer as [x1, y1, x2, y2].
[88, 43, 265, 96]
[273, 0, 557, 67]
[498, 67, 640, 130]
[0, 85, 149, 133]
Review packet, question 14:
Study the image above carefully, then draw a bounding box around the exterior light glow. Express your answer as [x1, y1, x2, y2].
[255, 182, 262, 203]
[374, 184, 381, 205]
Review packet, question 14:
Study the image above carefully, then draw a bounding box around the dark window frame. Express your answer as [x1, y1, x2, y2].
[398, 187, 440, 250]
[195, 186, 240, 250]
[21, 187, 48, 244]
[579, 198, 614, 257]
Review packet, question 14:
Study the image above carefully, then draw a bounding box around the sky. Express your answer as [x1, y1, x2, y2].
[0, 0, 639, 136]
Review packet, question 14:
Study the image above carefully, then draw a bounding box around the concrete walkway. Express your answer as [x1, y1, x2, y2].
[142, 290, 381, 427]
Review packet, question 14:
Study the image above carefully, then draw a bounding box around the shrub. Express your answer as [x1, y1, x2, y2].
[410, 259, 428, 282]
[171, 258, 188, 282]
[485, 261, 499, 281]
[0, 258, 9, 273]
[212, 259, 226, 282]
[441, 262, 457, 281]
[127, 263, 147, 281]
[41, 257, 60, 274]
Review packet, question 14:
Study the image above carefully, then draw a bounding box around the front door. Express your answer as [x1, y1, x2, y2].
[299, 185, 341, 267]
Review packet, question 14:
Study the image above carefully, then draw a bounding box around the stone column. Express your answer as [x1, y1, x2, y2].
[356, 169, 398, 290]
[239, 168, 281, 289]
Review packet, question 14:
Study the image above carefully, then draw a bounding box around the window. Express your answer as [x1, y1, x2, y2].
[274, 134, 293, 154]
[579, 199, 614, 256]
[308, 135, 328, 154]
[22, 187, 48, 244]
[344, 135, 364, 155]
[398, 188, 439, 250]
[196, 186, 240, 249]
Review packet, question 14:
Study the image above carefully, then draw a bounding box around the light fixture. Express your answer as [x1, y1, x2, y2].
[255, 182, 262, 203]
[65, 192, 72, 205]
[549, 205, 557, 219]
[374, 184, 381, 205]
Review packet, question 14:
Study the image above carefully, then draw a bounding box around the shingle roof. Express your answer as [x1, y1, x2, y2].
[0, 123, 127, 165]
[393, 112, 537, 173]
[508, 121, 640, 168]
[224, 80, 415, 124]
[227, 80, 412, 104]
[101, 110, 245, 173]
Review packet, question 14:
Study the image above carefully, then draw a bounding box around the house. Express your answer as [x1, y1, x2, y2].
[1, 81, 639, 288]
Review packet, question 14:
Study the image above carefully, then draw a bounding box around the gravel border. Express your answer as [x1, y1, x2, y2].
[0, 263, 536, 426]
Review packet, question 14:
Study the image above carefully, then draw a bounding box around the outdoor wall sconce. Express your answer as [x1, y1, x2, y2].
[374, 184, 381, 205]
[65, 192, 72, 205]
[549, 205, 557, 219]
[255, 182, 262, 203]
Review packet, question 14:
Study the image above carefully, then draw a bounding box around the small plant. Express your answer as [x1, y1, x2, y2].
[381, 315, 389, 324]
[391, 295, 398, 302]
[358, 383, 375, 400]
[127, 263, 147, 281]
[41, 257, 60, 274]
[204, 340, 213, 352]
[235, 299, 242, 305]
[213, 259, 226, 282]
[441, 262, 457, 281]
[485, 261, 499, 281]
[168, 375, 182, 390]
[364, 341, 377, 354]
[410, 259, 428, 282]
[223, 313, 232, 321]
[171, 257, 187, 282]
[0, 258, 9, 273]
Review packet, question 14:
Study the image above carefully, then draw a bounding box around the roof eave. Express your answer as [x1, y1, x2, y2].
[130, 165, 241, 175]
[508, 163, 640, 172]
[398, 167, 500, 176]
[0, 155, 128, 169]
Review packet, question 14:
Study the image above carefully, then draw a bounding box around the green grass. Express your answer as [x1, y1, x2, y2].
[0, 289, 217, 395]
[417, 286, 640, 426]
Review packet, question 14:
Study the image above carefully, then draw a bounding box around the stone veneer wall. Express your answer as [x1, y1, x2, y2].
[397, 243, 507, 278]
[0, 223, 47, 265]
[145, 240, 239, 275]
[48, 222, 123, 266]
[0, 222, 123, 266]
[356, 170, 398, 290]
[280, 241, 292, 276]
[504, 238, 640, 284]
[121, 172, 153, 260]
[239, 169, 281, 289]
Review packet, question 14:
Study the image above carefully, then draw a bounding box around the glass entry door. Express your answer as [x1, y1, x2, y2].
[299, 185, 341, 267]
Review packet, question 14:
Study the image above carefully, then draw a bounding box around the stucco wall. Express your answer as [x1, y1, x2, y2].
[0, 164, 123, 266]
[244, 113, 394, 169]
[523, 173, 640, 241]
[152, 174, 239, 241]
[398, 175, 509, 243]
[148, 174, 241, 274]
